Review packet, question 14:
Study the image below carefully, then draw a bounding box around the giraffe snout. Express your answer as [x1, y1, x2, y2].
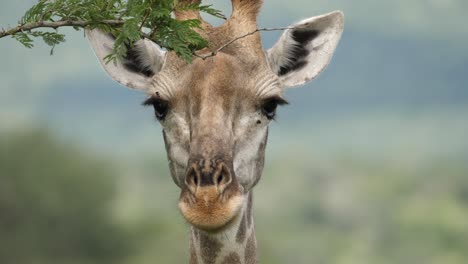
[184, 159, 234, 195]
[179, 158, 244, 231]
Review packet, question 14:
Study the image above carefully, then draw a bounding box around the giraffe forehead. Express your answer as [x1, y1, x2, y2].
[168, 62, 257, 123]
[155, 52, 282, 119]
[189, 55, 255, 99]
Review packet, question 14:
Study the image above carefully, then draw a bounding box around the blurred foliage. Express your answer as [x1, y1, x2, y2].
[255, 157, 468, 264]
[1, 128, 467, 264]
[0, 129, 133, 264]
[2, 0, 224, 62]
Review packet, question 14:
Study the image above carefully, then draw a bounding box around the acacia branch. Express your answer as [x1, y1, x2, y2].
[1, 21, 294, 61]
[0, 19, 125, 39]
[194, 26, 294, 60]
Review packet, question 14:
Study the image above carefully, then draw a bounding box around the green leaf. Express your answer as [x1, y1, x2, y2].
[12, 33, 34, 48]
[5, 0, 225, 63]
[199, 5, 226, 20]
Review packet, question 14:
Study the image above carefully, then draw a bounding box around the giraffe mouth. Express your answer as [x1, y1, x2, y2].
[178, 185, 245, 231]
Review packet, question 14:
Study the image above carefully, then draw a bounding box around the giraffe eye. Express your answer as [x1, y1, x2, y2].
[143, 97, 169, 121]
[262, 100, 278, 119]
[261, 97, 289, 120]
[152, 100, 169, 120]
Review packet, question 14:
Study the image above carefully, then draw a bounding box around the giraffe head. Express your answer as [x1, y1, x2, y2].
[87, 0, 344, 232]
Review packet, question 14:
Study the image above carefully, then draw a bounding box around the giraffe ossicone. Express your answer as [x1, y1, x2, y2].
[86, 0, 344, 263]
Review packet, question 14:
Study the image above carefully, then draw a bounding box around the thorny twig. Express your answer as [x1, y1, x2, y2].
[193, 26, 294, 60]
[0, 21, 293, 60]
[0, 19, 125, 39]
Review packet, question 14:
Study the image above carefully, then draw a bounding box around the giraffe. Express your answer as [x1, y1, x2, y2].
[86, 0, 344, 263]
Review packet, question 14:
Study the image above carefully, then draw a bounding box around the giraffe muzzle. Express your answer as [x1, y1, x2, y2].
[184, 159, 234, 194]
[178, 158, 245, 231]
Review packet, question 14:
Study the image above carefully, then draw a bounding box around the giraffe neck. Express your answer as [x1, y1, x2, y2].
[189, 192, 256, 264]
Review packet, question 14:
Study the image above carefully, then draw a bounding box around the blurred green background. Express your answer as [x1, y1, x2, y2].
[1, 0, 468, 263]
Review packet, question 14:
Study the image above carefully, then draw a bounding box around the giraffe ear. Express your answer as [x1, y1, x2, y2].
[86, 29, 166, 91]
[267, 11, 344, 88]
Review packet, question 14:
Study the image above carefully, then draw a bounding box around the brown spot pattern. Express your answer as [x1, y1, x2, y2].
[221, 252, 242, 264]
[236, 213, 247, 243]
[247, 192, 253, 228]
[189, 234, 198, 264]
[244, 233, 257, 264]
[193, 228, 200, 241]
[251, 129, 268, 188]
[199, 231, 223, 264]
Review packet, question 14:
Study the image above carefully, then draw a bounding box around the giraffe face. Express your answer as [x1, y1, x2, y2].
[86, 4, 344, 232]
[148, 53, 284, 230]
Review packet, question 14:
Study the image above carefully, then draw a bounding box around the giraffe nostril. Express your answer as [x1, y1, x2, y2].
[185, 166, 199, 193]
[189, 170, 198, 186]
[185, 159, 234, 190]
[216, 173, 224, 185]
[215, 163, 232, 189]
[191, 173, 198, 186]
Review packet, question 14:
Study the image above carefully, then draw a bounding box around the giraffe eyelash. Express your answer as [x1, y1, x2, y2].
[260, 96, 289, 120]
[142, 96, 170, 120]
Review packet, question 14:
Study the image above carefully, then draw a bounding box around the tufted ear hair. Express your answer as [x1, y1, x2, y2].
[267, 11, 344, 88]
[86, 29, 166, 91]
